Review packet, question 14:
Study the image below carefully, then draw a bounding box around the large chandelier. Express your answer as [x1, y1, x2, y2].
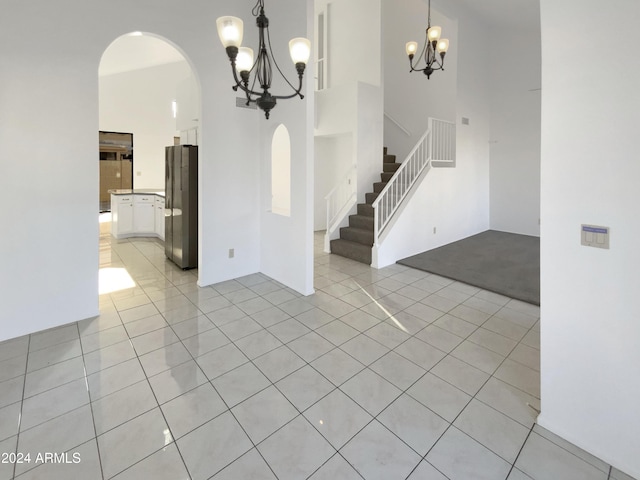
[405, 0, 450, 79]
[216, 0, 311, 119]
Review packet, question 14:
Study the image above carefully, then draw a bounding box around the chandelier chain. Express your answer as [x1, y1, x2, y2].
[251, 0, 264, 17]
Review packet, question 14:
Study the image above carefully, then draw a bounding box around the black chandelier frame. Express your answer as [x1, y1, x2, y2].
[222, 0, 307, 119]
[407, 0, 449, 79]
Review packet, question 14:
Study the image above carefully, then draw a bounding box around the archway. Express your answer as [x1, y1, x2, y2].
[98, 32, 202, 294]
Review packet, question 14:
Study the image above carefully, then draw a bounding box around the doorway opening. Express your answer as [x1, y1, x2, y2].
[99, 131, 133, 212]
[98, 32, 202, 292]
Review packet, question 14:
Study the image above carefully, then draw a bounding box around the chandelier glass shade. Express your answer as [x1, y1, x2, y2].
[405, 0, 450, 79]
[216, 1, 311, 119]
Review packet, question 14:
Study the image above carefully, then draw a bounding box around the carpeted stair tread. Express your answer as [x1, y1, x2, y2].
[365, 192, 380, 204]
[340, 227, 374, 246]
[349, 214, 374, 230]
[331, 146, 398, 266]
[373, 182, 388, 193]
[357, 203, 374, 217]
[330, 239, 372, 264]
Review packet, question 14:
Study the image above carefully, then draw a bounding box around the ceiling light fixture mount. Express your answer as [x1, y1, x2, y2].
[405, 0, 450, 79]
[216, 0, 311, 119]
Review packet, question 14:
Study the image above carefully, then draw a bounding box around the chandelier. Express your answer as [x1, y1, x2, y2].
[405, 0, 450, 79]
[216, 0, 311, 119]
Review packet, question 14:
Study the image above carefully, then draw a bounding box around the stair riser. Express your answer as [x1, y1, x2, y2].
[340, 227, 374, 246]
[381, 173, 393, 182]
[349, 215, 374, 230]
[357, 204, 374, 217]
[383, 163, 400, 173]
[384, 154, 396, 164]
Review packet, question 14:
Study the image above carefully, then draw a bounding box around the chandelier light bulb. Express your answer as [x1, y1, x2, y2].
[406, 41, 418, 56]
[437, 38, 449, 54]
[216, 16, 243, 48]
[236, 47, 254, 73]
[289, 37, 311, 65]
[427, 25, 441, 42]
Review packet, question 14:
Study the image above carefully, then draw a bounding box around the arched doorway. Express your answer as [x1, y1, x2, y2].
[98, 32, 202, 295]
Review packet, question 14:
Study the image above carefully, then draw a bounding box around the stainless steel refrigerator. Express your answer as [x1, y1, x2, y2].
[165, 145, 198, 269]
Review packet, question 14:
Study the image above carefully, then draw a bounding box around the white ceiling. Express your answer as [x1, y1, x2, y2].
[99, 34, 187, 77]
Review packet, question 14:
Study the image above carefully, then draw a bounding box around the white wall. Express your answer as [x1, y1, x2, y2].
[374, 0, 490, 267]
[260, 0, 315, 296]
[321, 0, 381, 88]
[538, 1, 640, 478]
[489, 23, 541, 236]
[382, 0, 457, 161]
[175, 70, 200, 135]
[0, 0, 315, 341]
[99, 60, 192, 189]
[314, 134, 353, 230]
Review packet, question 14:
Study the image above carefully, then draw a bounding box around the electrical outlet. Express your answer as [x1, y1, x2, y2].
[433, 227, 437, 234]
[228, 248, 234, 258]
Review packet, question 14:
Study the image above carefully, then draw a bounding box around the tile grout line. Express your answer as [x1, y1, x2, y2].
[10, 334, 31, 480]
[504, 423, 536, 479]
[75, 321, 107, 480]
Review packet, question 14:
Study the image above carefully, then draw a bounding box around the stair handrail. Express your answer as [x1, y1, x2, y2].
[324, 163, 357, 252]
[372, 117, 455, 246]
[384, 112, 412, 137]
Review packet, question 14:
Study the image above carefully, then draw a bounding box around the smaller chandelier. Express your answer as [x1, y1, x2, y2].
[405, 0, 450, 79]
[216, 0, 311, 119]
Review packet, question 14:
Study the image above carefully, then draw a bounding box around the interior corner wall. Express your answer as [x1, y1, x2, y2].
[538, 1, 640, 478]
[260, 0, 315, 296]
[382, 0, 457, 161]
[99, 61, 192, 189]
[0, 0, 262, 342]
[488, 24, 541, 237]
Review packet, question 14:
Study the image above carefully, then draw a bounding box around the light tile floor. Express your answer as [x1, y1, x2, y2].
[0, 231, 636, 480]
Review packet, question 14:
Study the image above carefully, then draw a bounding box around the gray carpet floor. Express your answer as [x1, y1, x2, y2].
[397, 230, 540, 305]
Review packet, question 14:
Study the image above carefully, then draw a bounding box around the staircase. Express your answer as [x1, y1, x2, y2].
[330, 148, 398, 264]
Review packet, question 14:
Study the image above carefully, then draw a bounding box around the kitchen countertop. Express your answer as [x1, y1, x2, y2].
[108, 189, 165, 197]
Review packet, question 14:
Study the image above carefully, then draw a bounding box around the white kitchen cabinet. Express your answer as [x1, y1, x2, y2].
[155, 196, 165, 240]
[111, 195, 134, 237]
[110, 192, 164, 240]
[133, 195, 155, 233]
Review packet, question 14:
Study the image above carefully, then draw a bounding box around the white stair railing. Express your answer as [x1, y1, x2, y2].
[430, 117, 456, 166]
[372, 118, 455, 245]
[324, 164, 357, 252]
